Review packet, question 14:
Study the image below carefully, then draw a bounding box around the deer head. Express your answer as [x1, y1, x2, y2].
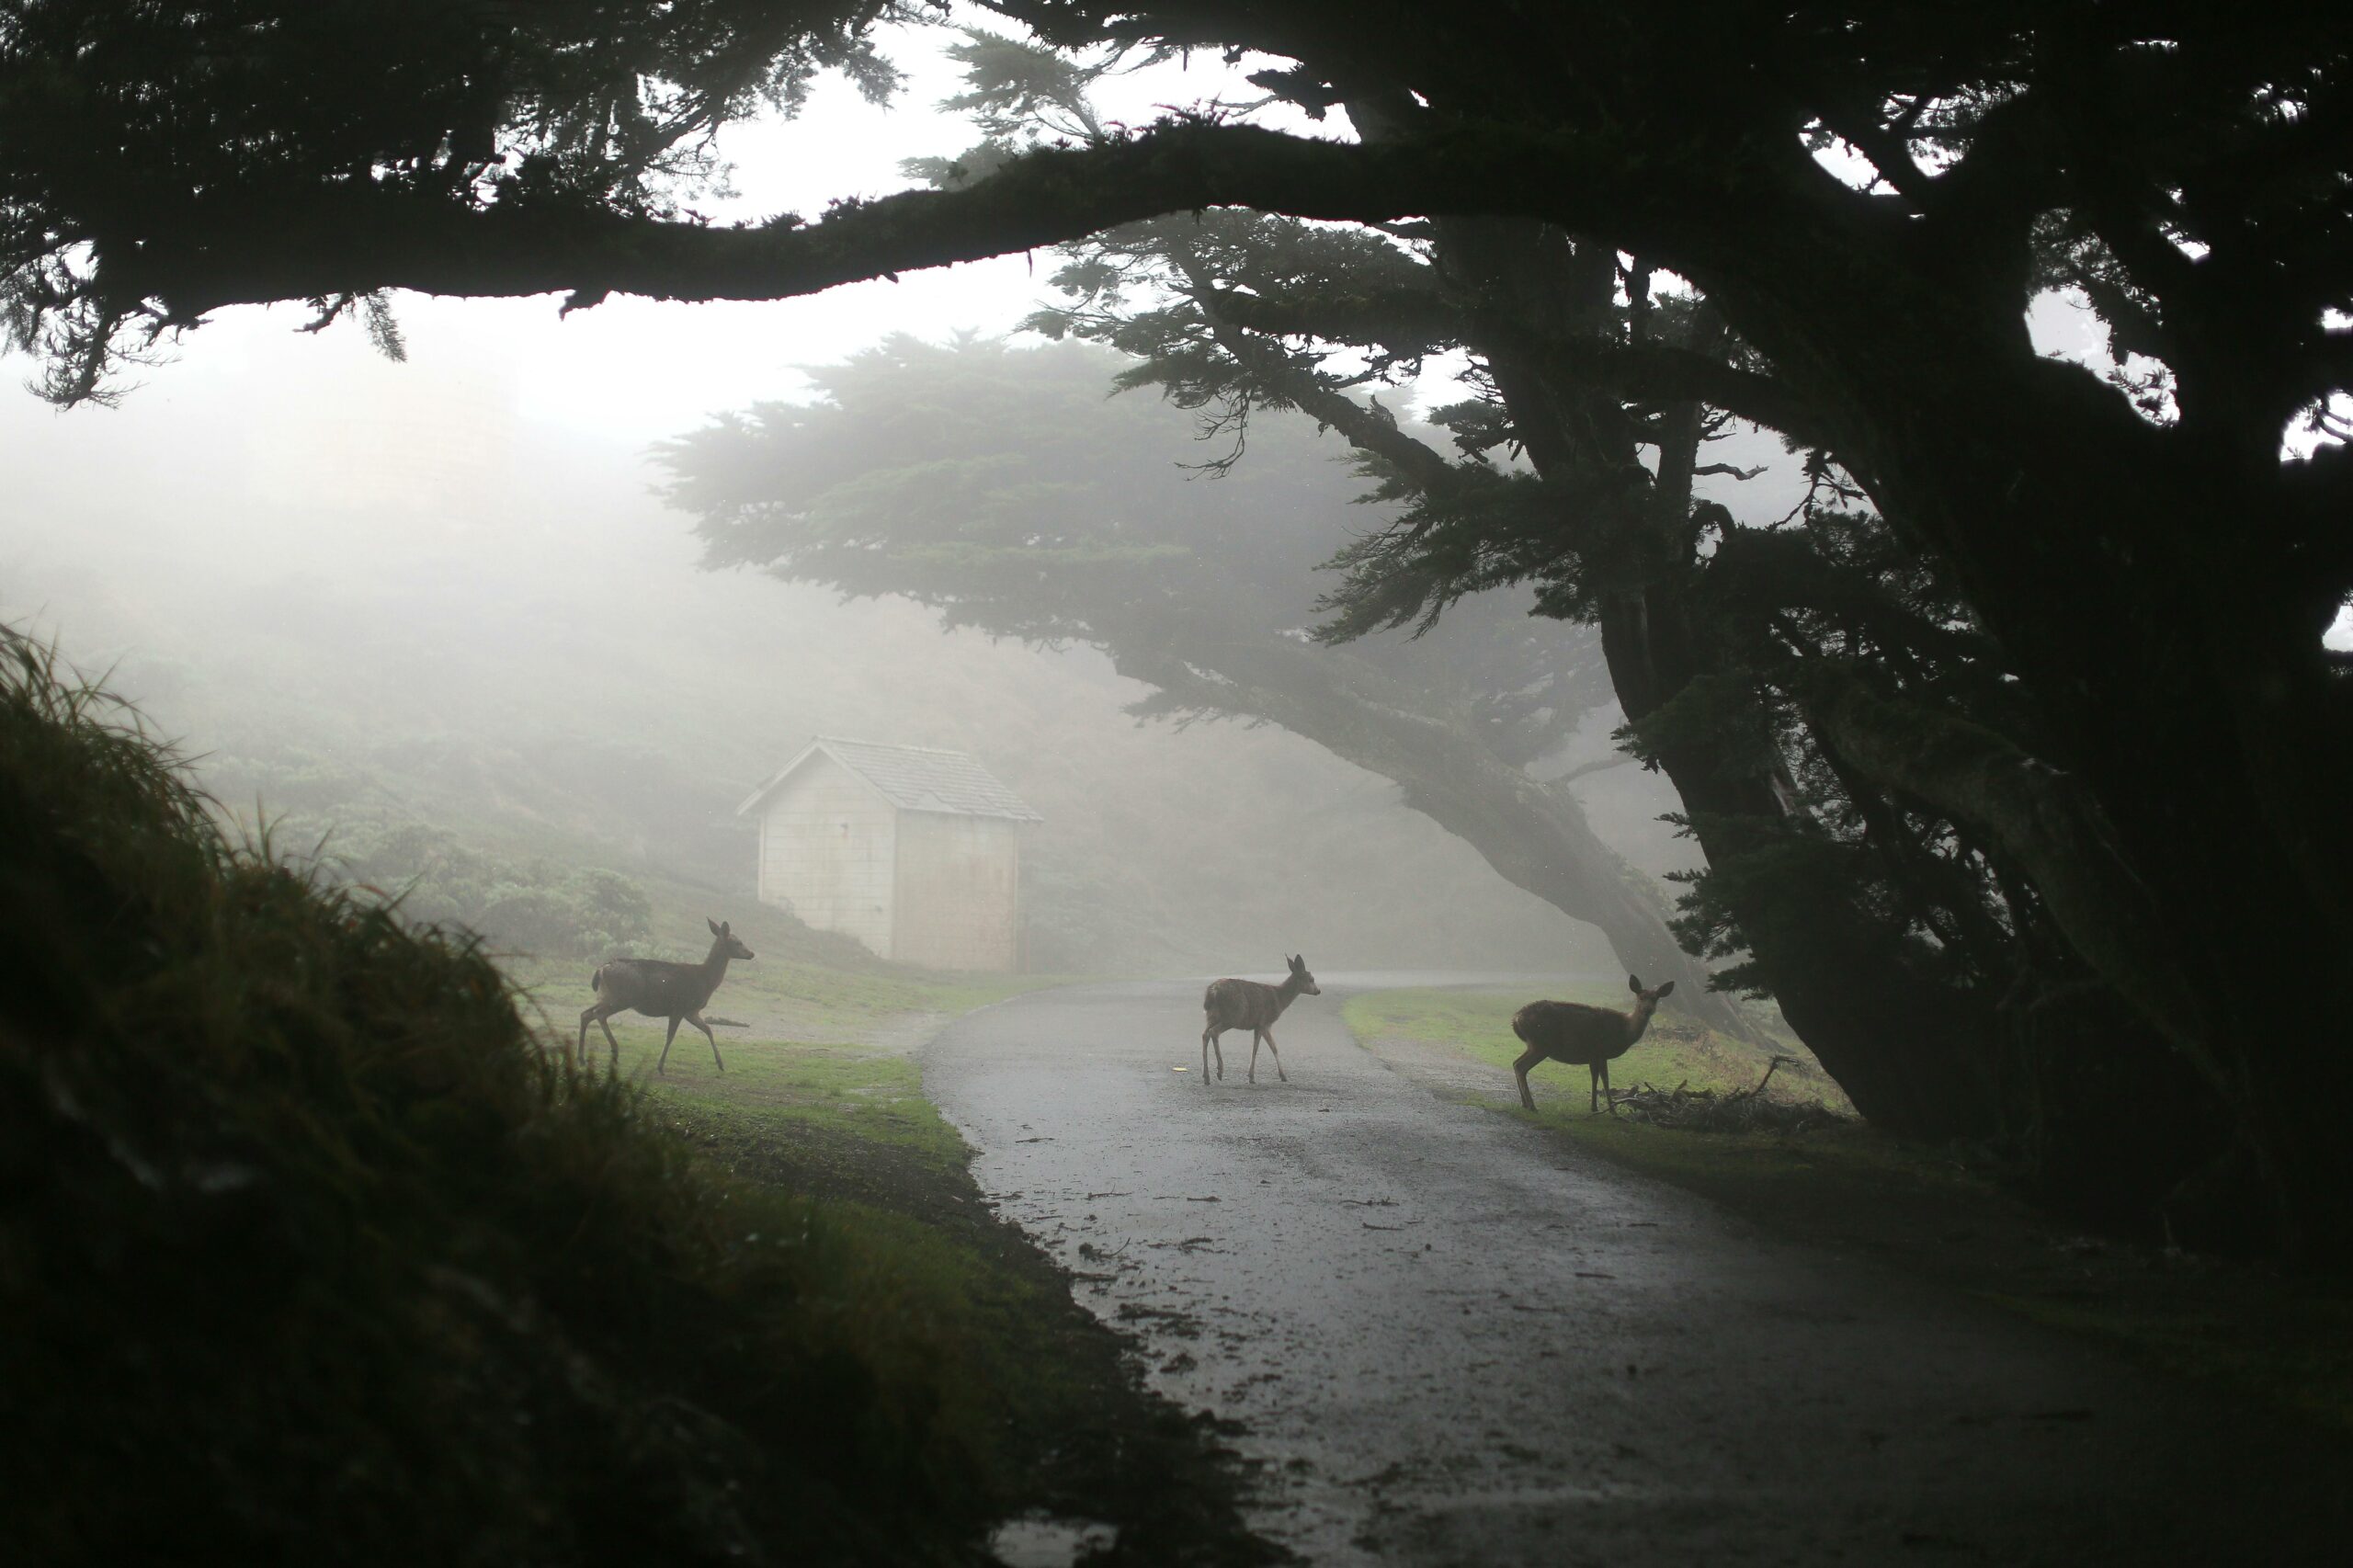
[1626, 973, 1673, 1024]
[708, 917, 756, 961]
[1289, 954, 1322, 995]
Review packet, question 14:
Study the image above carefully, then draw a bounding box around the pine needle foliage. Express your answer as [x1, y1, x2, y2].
[0, 627, 980, 1565]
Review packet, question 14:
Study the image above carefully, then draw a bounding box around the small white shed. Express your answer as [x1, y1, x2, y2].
[735, 736, 1042, 971]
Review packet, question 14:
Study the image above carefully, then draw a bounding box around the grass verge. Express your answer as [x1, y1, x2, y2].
[1345, 984, 2353, 1434]
[589, 1022, 1279, 1564]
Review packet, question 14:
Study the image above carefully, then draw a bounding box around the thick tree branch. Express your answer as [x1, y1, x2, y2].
[114, 119, 1644, 322]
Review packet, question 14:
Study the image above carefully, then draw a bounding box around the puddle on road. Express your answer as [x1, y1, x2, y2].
[987, 1513, 1119, 1567]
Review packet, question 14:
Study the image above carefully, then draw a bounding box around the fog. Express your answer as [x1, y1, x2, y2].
[0, 18, 1846, 979]
[1, 294, 1696, 972]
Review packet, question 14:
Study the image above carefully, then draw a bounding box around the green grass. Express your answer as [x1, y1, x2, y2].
[602, 1029, 967, 1165]
[499, 889, 1074, 1049]
[1344, 983, 1845, 1108]
[579, 1019, 1273, 1559]
[650, 1051, 1093, 1464]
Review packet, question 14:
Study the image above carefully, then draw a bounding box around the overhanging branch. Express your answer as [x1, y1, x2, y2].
[113, 119, 1646, 323]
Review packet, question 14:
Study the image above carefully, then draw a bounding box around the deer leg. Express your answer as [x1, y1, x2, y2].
[597, 1015, 623, 1075]
[1512, 1047, 1544, 1111]
[1247, 1028, 1261, 1084]
[576, 1006, 598, 1070]
[1600, 1058, 1616, 1115]
[1260, 1026, 1287, 1083]
[657, 1015, 685, 1074]
[1588, 1062, 1602, 1114]
[1203, 1026, 1223, 1081]
[688, 1010, 725, 1073]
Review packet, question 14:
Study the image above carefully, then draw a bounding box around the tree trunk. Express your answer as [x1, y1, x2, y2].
[1699, 245, 2353, 1251]
[1592, 586, 2006, 1137]
[1425, 211, 2007, 1135]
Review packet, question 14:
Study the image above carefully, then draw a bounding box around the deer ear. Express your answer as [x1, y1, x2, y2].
[1654, 981, 1675, 998]
[708, 917, 722, 936]
[1628, 974, 1643, 994]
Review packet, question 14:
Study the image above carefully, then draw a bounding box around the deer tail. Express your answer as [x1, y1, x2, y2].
[590, 965, 605, 995]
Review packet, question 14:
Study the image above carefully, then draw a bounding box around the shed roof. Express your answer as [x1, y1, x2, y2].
[735, 736, 1043, 823]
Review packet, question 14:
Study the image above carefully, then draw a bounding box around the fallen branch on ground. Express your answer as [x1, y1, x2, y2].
[1605, 1055, 1847, 1132]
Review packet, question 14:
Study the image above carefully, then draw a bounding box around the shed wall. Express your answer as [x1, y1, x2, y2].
[756, 756, 896, 957]
[891, 811, 1022, 971]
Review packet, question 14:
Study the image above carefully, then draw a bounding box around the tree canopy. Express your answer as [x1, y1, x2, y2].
[8, 3, 2353, 1253]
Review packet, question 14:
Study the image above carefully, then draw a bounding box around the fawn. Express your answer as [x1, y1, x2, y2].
[577, 917, 754, 1075]
[1510, 974, 1675, 1112]
[1200, 954, 1321, 1084]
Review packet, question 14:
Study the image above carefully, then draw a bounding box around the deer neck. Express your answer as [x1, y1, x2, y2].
[1272, 973, 1306, 1011]
[701, 938, 735, 987]
[1625, 995, 1659, 1043]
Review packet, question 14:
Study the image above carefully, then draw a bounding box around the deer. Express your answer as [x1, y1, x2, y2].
[1200, 954, 1321, 1085]
[1510, 974, 1676, 1113]
[577, 917, 754, 1076]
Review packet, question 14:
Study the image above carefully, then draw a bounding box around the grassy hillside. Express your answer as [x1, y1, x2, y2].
[0, 630, 1126, 1565]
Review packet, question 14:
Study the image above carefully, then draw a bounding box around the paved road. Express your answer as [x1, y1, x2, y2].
[924, 977, 2349, 1565]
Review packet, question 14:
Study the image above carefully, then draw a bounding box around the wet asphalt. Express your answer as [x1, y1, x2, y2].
[923, 977, 2352, 1566]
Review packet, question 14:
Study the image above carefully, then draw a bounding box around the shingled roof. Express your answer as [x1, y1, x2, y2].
[735, 736, 1043, 823]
